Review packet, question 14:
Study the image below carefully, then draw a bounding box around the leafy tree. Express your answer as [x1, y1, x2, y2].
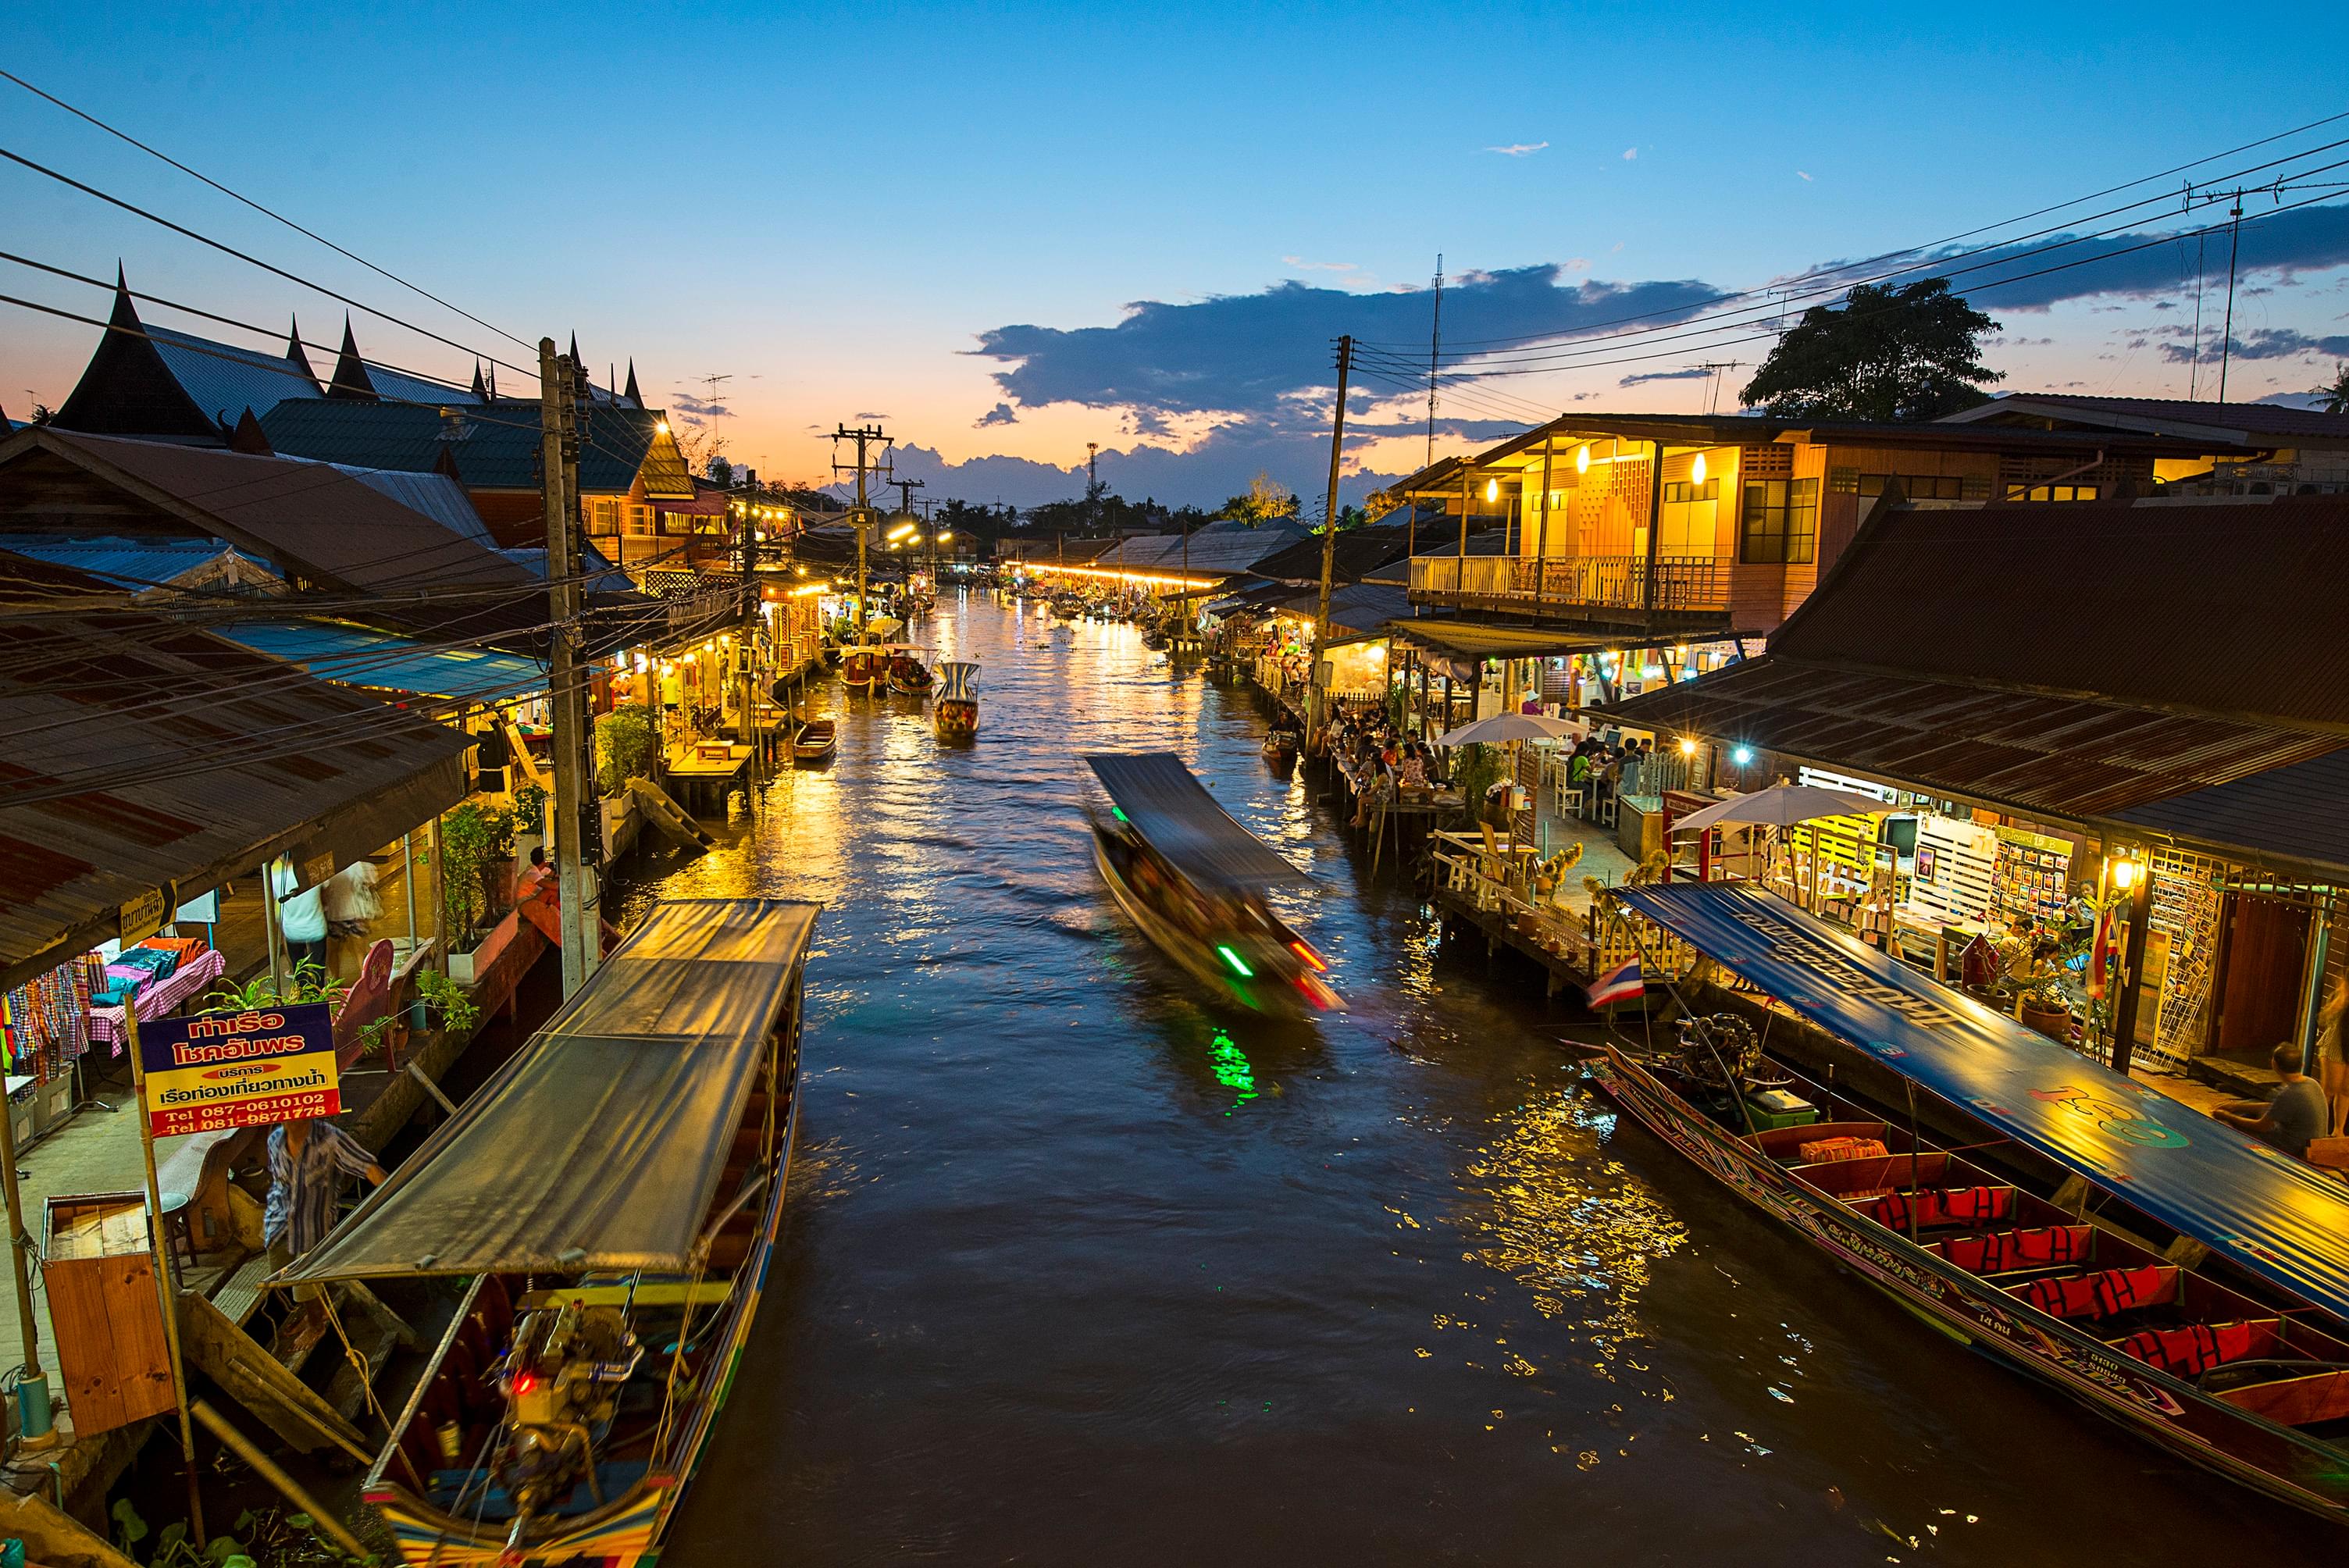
[1740, 278, 2001, 422]
[2313, 363, 2349, 415]
[708, 454, 735, 486]
[1216, 470, 1300, 526]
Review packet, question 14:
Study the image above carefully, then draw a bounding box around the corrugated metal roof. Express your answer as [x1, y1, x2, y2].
[0, 552, 470, 992]
[1605, 656, 2344, 821]
[2106, 750, 2349, 876]
[331, 465, 496, 549]
[148, 323, 321, 426]
[1, 429, 536, 599]
[258, 399, 661, 493]
[216, 619, 547, 701]
[2, 534, 259, 590]
[1390, 620, 1618, 660]
[1766, 497, 2349, 736]
[1944, 393, 2349, 445]
[1457, 410, 2270, 472]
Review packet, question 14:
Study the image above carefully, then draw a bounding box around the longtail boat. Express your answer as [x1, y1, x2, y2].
[841, 642, 884, 694]
[277, 900, 819, 1565]
[886, 649, 934, 696]
[934, 661, 978, 743]
[1591, 880, 2349, 1525]
[792, 718, 836, 765]
[1083, 752, 1341, 1016]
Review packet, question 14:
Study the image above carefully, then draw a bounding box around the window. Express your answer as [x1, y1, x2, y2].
[2018, 483, 2099, 502]
[1740, 478, 1817, 564]
[1659, 478, 1719, 554]
[587, 498, 621, 536]
[1858, 473, 1967, 501]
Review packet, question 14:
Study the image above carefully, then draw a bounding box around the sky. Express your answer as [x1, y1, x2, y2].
[8, 2, 2349, 511]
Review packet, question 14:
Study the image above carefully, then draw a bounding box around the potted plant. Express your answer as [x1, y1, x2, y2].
[440, 801, 518, 982]
[511, 782, 550, 865]
[2016, 975, 2075, 1042]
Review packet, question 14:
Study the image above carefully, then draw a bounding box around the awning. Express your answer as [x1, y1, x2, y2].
[1388, 620, 1619, 661]
[1615, 881, 2349, 1327]
[0, 555, 472, 994]
[1084, 752, 1309, 889]
[1604, 655, 2343, 821]
[279, 900, 820, 1283]
[216, 620, 548, 702]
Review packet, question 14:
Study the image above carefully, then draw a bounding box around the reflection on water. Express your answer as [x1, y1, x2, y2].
[636, 593, 2338, 1566]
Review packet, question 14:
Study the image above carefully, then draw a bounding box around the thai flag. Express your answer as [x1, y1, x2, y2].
[1586, 958, 1644, 1009]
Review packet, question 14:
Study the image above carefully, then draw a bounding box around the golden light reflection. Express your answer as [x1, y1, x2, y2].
[1461, 1090, 1688, 1365]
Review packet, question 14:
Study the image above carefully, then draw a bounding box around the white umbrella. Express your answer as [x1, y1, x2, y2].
[1437, 712, 1581, 747]
[1671, 783, 1887, 835]
[863, 615, 904, 637]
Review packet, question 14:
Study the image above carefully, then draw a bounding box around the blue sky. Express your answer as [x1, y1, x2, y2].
[8, 2, 2349, 507]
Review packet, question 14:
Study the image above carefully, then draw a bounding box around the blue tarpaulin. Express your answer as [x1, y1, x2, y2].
[1614, 880, 2349, 1326]
[219, 620, 545, 701]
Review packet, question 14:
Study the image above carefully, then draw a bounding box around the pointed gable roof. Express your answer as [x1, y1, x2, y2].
[55, 269, 325, 441]
[471, 362, 488, 401]
[327, 317, 379, 400]
[622, 360, 642, 408]
[285, 315, 319, 391]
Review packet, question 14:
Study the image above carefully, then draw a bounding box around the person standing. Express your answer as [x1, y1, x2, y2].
[264, 1119, 387, 1309]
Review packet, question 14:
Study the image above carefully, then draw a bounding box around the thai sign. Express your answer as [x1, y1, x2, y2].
[138, 1002, 338, 1137]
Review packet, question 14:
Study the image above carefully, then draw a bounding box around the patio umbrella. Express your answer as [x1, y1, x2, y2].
[863, 615, 904, 638]
[1670, 783, 1888, 835]
[1436, 712, 1581, 747]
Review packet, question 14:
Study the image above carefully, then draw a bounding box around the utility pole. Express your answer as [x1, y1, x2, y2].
[739, 475, 761, 804]
[1308, 334, 1353, 751]
[1085, 442, 1102, 535]
[2217, 188, 2244, 404]
[541, 339, 590, 996]
[1426, 255, 1443, 465]
[832, 423, 890, 636]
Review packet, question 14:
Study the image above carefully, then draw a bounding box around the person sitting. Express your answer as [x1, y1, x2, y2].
[2216, 1043, 2330, 1160]
[1398, 745, 1428, 794]
[518, 845, 555, 901]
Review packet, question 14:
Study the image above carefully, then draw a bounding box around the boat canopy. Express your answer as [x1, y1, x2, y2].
[939, 661, 978, 700]
[1085, 751, 1309, 889]
[1615, 881, 2349, 1326]
[276, 899, 819, 1284]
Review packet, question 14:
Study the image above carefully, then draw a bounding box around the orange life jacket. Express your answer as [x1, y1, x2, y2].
[1941, 1225, 2090, 1276]
[2019, 1264, 2176, 1321]
[1859, 1186, 2013, 1232]
[2117, 1320, 2267, 1379]
[1799, 1135, 1891, 1165]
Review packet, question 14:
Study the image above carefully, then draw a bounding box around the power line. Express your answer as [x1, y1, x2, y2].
[0, 68, 534, 352]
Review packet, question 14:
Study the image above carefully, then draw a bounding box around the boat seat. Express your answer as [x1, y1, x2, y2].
[1932, 1224, 2092, 1278]
[2008, 1264, 2180, 1323]
[2110, 1320, 2288, 1381]
[1849, 1186, 2016, 1232]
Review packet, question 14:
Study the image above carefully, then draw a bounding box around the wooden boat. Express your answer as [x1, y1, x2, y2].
[1083, 753, 1341, 1017]
[1262, 729, 1299, 760]
[841, 643, 884, 693]
[1592, 880, 2349, 1525]
[886, 650, 933, 696]
[792, 718, 836, 765]
[278, 900, 821, 1566]
[934, 662, 978, 743]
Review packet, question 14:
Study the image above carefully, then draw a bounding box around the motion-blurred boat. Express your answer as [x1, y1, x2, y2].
[935, 662, 979, 743]
[1083, 752, 1341, 1016]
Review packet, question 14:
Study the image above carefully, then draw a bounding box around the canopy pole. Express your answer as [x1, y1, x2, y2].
[123, 1004, 205, 1549]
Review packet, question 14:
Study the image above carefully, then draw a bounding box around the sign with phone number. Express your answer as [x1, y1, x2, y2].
[138, 1001, 340, 1137]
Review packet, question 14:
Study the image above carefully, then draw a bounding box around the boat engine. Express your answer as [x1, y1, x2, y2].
[493, 1299, 643, 1523]
[1670, 1013, 1763, 1093]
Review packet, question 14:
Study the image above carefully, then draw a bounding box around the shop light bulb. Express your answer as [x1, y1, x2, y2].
[1734, 747, 1753, 765]
[1484, 478, 1499, 503]
[1577, 444, 1591, 473]
[2111, 857, 2142, 892]
[1691, 452, 1707, 486]
[1679, 737, 1697, 757]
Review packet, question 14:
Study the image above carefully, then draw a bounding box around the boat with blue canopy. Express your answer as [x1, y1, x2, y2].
[935, 661, 978, 742]
[1592, 879, 2349, 1523]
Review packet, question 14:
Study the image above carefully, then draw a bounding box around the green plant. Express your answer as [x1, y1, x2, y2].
[596, 707, 658, 796]
[512, 781, 550, 831]
[440, 802, 517, 945]
[1451, 742, 1502, 826]
[209, 960, 349, 1014]
[415, 967, 480, 1036]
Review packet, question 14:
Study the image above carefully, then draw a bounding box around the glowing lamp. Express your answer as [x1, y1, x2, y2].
[1734, 747, 1753, 765]
[1484, 478, 1499, 503]
[1678, 737, 1697, 757]
[2110, 856, 2142, 892]
[1577, 444, 1591, 473]
[1691, 452, 1707, 486]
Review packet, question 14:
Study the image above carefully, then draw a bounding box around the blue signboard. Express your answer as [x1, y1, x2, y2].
[138, 1001, 339, 1137]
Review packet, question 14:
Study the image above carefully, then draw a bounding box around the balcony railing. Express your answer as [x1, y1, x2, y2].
[1406, 554, 1728, 614]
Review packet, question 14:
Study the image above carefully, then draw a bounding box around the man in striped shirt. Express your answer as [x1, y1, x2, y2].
[264, 1119, 386, 1303]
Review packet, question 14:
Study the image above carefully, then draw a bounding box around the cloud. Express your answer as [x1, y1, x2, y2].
[854, 411, 889, 421]
[1622, 146, 1638, 161]
[1901, 201, 2349, 312]
[668, 394, 730, 418]
[854, 425, 1417, 513]
[973, 264, 1718, 417]
[974, 401, 1018, 428]
[1485, 141, 1549, 157]
[1617, 367, 1713, 387]
[1282, 255, 1358, 273]
[2255, 390, 2328, 409]
[2157, 326, 2349, 364]
[1798, 170, 1813, 182]
[1128, 408, 1171, 437]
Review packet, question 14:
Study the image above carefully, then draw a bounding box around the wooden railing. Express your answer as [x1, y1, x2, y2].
[1406, 554, 1729, 613]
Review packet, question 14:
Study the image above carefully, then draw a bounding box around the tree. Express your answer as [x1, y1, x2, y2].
[2313, 363, 2349, 415]
[1216, 470, 1299, 526]
[708, 454, 735, 487]
[1739, 278, 2001, 422]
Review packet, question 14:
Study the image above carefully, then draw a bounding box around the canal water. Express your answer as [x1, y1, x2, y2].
[633, 594, 2333, 1566]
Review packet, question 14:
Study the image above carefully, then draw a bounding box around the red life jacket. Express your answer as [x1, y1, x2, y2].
[1860, 1186, 2013, 1232]
[2117, 1320, 2268, 1379]
[1941, 1225, 2090, 1276]
[2019, 1265, 2176, 1321]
